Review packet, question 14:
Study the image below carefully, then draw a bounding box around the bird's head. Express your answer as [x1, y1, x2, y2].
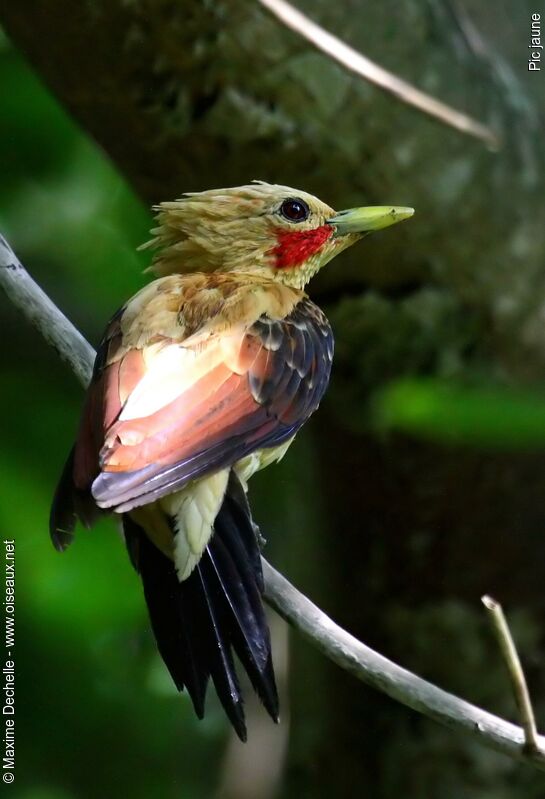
[144, 182, 413, 289]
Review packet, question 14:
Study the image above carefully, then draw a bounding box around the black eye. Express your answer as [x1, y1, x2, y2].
[280, 198, 310, 223]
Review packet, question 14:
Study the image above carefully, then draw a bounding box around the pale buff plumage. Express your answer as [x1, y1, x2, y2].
[119, 271, 303, 346]
[102, 185, 410, 581]
[164, 469, 230, 580]
[51, 181, 413, 739]
[117, 271, 304, 577]
[79, 185, 411, 584]
[141, 181, 359, 289]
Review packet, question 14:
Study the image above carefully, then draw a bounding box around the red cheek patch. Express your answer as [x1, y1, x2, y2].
[270, 224, 333, 269]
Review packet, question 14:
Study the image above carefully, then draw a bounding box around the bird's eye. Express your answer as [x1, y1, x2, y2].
[280, 198, 310, 223]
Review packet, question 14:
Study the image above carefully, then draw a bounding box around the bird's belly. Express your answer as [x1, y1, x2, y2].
[130, 438, 294, 581]
[234, 436, 295, 489]
[160, 469, 230, 581]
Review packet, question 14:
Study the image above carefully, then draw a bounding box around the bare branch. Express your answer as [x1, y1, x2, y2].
[0, 235, 94, 386]
[257, 0, 500, 149]
[264, 561, 545, 767]
[482, 595, 541, 753]
[2, 233, 545, 769]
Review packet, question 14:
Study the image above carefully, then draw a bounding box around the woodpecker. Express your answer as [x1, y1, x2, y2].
[50, 182, 413, 740]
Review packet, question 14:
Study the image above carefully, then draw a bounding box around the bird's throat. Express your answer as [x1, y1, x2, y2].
[270, 225, 333, 270]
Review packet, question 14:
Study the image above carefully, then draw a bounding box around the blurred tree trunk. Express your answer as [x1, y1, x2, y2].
[3, 1, 545, 795]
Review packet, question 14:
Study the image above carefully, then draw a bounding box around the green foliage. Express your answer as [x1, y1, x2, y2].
[330, 289, 545, 450]
[373, 379, 545, 449]
[0, 38, 227, 799]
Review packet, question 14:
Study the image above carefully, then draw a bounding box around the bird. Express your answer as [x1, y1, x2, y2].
[50, 182, 413, 741]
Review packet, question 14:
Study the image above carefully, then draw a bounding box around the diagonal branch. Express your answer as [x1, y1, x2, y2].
[0, 234, 94, 386]
[1, 233, 544, 769]
[257, 0, 500, 149]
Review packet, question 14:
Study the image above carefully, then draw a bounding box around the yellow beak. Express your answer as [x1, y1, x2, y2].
[327, 205, 414, 235]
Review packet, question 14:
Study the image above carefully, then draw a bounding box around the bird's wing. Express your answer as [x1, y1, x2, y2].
[74, 276, 333, 513]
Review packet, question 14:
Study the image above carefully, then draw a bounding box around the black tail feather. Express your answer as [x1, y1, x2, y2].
[123, 472, 278, 741]
[193, 563, 246, 738]
[124, 516, 208, 717]
[49, 448, 78, 552]
[206, 498, 279, 721]
[50, 448, 100, 551]
[219, 474, 264, 589]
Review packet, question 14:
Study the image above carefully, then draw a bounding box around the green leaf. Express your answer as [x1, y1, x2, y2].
[373, 379, 545, 449]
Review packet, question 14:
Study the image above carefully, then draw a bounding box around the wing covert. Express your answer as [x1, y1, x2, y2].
[90, 297, 333, 512]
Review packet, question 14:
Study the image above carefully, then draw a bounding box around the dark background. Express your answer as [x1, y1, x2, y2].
[1, 2, 545, 797]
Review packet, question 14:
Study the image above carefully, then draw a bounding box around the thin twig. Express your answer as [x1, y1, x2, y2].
[257, 0, 500, 149]
[482, 595, 540, 753]
[2, 233, 545, 769]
